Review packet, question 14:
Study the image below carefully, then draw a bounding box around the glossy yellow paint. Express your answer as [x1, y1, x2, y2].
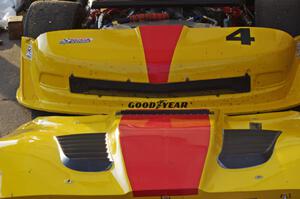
[17, 27, 300, 115]
[0, 115, 132, 198]
[1, 111, 300, 198]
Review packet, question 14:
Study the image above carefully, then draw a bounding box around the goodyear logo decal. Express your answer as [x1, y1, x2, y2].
[128, 100, 188, 109]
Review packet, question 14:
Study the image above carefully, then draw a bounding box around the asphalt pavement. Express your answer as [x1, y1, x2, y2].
[0, 31, 31, 135]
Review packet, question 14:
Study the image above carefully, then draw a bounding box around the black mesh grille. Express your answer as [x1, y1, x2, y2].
[56, 133, 112, 172]
[69, 74, 251, 98]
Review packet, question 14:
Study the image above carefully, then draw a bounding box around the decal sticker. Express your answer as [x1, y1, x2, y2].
[296, 42, 300, 57]
[25, 44, 32, 60]
[119, 113, 210, 196]
[59, 38, 93, 45]
[140, 25, 183, 83]
[226, 28, 255, 45]
[128, 100, 188, 109]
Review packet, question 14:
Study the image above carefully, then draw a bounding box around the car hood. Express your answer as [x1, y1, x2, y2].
[34, 26, 295, 85]
[1, 110, 300, 198]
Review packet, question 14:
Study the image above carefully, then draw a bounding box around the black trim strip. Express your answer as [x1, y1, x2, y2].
[69, 74, 251, 98]
[218, 129, 281, 169]
[56, 133, 112, 172]
[118, 109, 210, 115]
[92, 0, 241, 8]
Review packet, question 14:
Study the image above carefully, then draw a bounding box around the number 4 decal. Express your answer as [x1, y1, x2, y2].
[226, 28, 255, 45]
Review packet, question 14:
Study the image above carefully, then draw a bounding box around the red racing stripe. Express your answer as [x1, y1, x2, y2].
[119, 113, 210, 197]
[140, 25, 183, 83]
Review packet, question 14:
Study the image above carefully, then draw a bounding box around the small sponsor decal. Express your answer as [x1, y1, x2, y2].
[128, 100, 188, 109]
[297, 42, 300, 57]
[59, 38, 93, 45]
[26, 44, 32, 60]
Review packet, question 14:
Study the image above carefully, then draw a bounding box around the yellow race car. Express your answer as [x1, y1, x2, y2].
[3, 0, 300, 198]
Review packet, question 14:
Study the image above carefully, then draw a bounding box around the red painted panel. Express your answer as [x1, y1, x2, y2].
[119, 114, 210, 197]
[140, 25, 183, 83]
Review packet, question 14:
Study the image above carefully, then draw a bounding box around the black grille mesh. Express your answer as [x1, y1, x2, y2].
[69, 74, 251, 98]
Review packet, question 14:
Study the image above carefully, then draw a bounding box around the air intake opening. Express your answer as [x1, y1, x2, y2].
[56, 133, 112, 172]
[218, 129, 281, 169]
[69, 74, 251, 98]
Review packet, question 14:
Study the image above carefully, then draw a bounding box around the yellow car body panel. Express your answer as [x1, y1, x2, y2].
[17, 27, 300, 115]
[1, 111, 300, 198]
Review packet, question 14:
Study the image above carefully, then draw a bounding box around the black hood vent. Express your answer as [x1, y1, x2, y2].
[218, 129, 281, 169]
[56, 133, 112, 172]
